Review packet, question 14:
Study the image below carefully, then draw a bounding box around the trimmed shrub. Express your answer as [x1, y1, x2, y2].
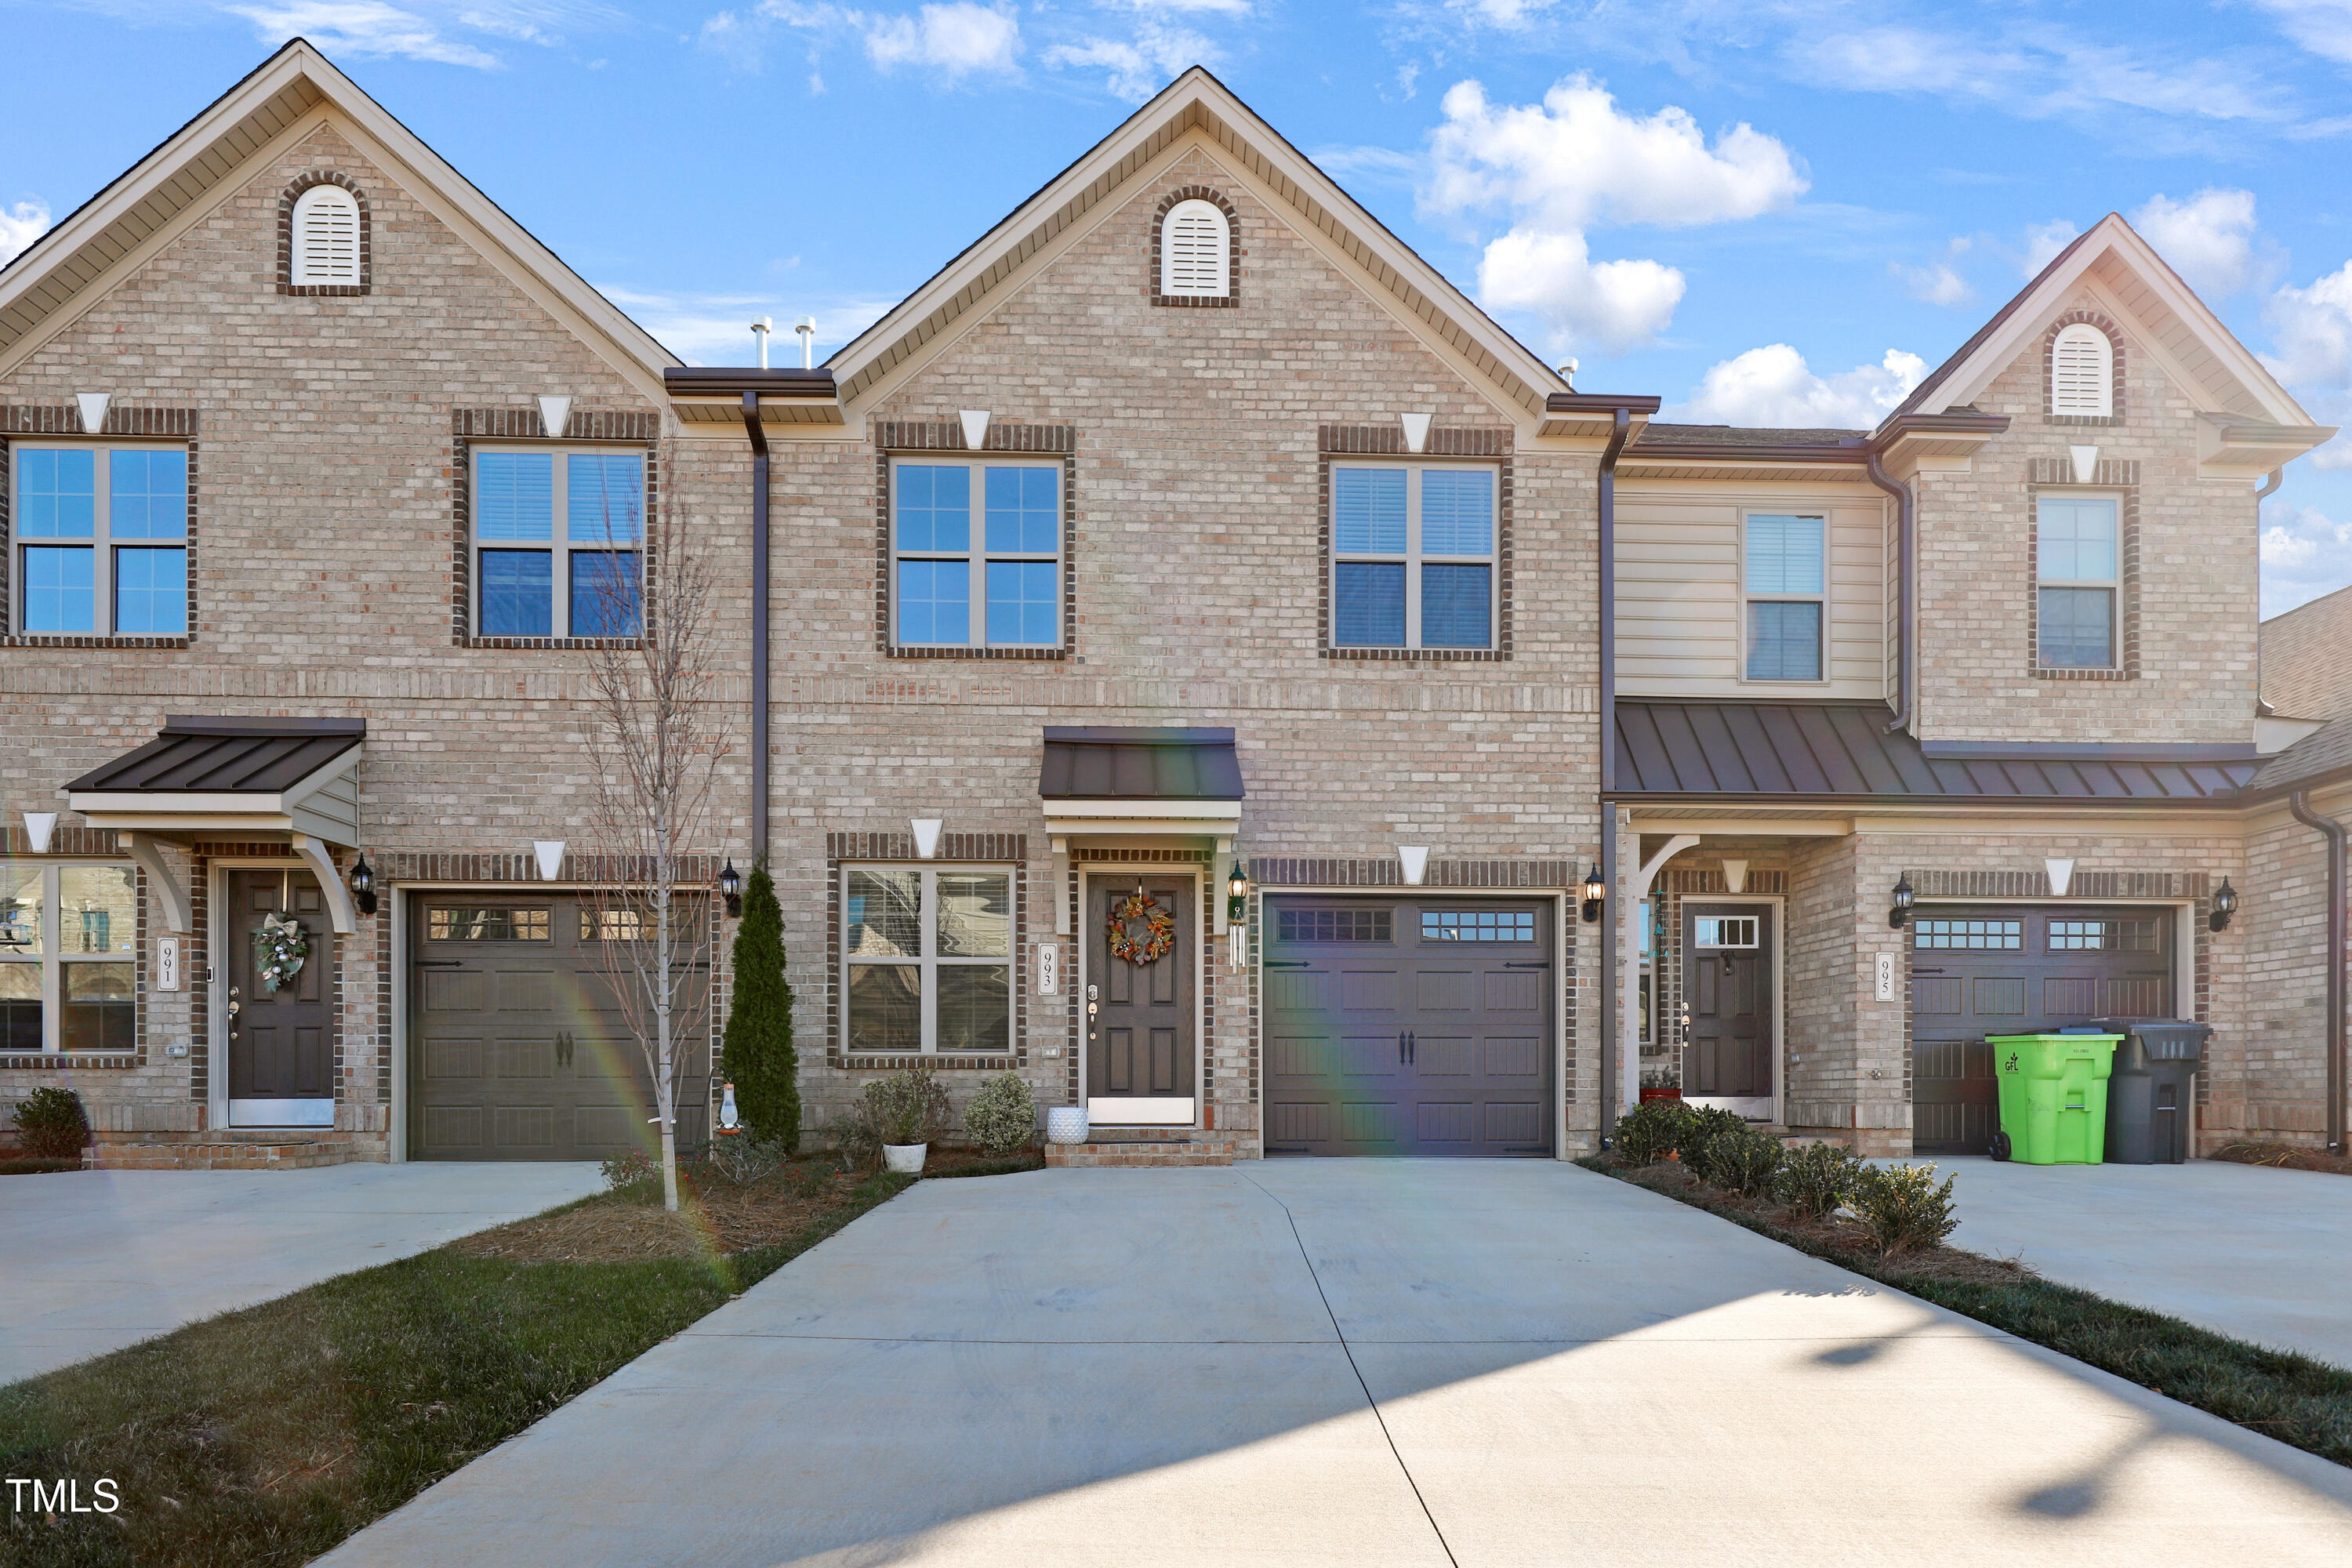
[963, 1072, 1038, 1155]
[1675, 1105, 1748, 1176]
[599, 1148, 656, 1191]
[1612, 1099, 1695, 1166]
[11, 1087, 89, 1161]
[1775, 1140, 1863, 1218]
[1849, 1161, 1960, 1254]
[1694, 1124, 1783, 1196]
[721, 860, 800, 1156]
[862, 1066, 949, 1148]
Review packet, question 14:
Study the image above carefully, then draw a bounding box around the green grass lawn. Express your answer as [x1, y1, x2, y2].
[1581, 1156, 2352, 1468]
[1, 1168, 911, 1568]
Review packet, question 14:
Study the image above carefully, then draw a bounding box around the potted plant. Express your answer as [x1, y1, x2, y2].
[1639, 1065, 1682, 1104]
[863, 1066, 948, 1174]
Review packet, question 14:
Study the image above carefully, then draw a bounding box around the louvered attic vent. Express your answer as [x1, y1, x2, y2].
[1160, 199, 1229, 297]
[292, 185, 361, 286]
[2050, 324, 2113, 416]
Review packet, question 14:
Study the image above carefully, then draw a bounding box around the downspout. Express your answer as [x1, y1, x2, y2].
[1597, 406, 1631, 1142]
[742, 391, 771, 865]
[2288, 790, 2349, 1154]
[1865, 451, 1915, 734]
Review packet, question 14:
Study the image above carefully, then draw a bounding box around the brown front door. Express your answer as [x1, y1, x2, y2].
[1683, 903, 1773, 1098]
[1090, 878, 1193, 1109]
[226, 867, 335, 1120]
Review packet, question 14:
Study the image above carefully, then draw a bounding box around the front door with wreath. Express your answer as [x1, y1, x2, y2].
[1089, 877, 1193, 1113]
[226, 866, 336, 1124]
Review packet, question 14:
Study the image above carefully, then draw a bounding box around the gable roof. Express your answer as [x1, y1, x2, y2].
[1887, 212, 2317, 432]
[0, 39, 678, 395]
[2262, 583, 2352, 722]
[825, 67, 1571, 423]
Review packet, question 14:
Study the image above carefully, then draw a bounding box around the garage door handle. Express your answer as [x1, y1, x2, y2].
[1399, 1032, 1406, 1065]
[1504, 961, 1548, 969]
[1408, 1031, 1417, 1065]
[1265, 960, 1309, 969]
[416, 960, 465, 968]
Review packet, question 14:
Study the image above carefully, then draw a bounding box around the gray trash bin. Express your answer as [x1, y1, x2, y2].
[2092, 1018, 2209, 1164]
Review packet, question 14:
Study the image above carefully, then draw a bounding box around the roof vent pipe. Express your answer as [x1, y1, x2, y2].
[1556, 358, 1577, 390]
[751, 318, 771, 369]
[1865, 450, 1915, 735]
[797, 317, 816, 371]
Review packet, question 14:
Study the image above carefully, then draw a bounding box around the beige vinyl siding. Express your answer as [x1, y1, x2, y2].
[1615, 484, 1891, 699]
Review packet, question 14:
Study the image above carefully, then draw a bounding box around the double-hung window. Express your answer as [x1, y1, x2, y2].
[12, 445, 188, 636]
[1330, 463, 1496, 649]
[471, 448, 644, 638]
[0, 862, 139, 1054]
[890, 458, 1062, 648]
[2037, 495, 2118, 669]
[843, 867, 1012, 1054]
[1744, 514, 1825, 681]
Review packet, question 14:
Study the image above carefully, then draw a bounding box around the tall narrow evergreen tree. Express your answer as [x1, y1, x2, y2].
[722, 859, 800, 1152]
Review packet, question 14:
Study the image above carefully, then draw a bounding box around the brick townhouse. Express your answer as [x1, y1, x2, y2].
[2, 42, 2346, 1169]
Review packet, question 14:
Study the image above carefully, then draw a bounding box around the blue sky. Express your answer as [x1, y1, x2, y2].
[8, 0, 2352, 613]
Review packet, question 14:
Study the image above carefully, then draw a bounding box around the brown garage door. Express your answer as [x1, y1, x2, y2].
[409, 895, 709, 1160]
[1911, 905, 2172, 1156]
[1263, 896, 1553, 1156]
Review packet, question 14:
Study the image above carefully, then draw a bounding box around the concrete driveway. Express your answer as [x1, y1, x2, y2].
[321, 1160, 2352, 1567]
[1939, 1155, 2352, 1367]
[0, 1162, 603, 1384]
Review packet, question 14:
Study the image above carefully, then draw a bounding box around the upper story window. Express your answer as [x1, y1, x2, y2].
[471, 447, 644, 639]
[1743, 513, 1824, 681]
[291, 185, 361, 286]
[843, 866, 1013, 1055]
[2037, 495, 2118, 669]
[2050, 325, 2114, 417]
[1159, 199, 1231, 298]
[0, 861, 140, 1054]
[1330, 463, 1496, 650]
[890, 458, 1062, 649]
[11, 444, 188, 637]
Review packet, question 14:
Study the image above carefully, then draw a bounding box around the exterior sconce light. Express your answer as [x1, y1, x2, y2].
[1227, 858, 1250, 971]
[348, 852, 377, 917]
[1889, 870, 1915, 930]
[2209, 877, 2238, 932]
[719, 858, 743, 919]
[1581, 863, 1606, 924]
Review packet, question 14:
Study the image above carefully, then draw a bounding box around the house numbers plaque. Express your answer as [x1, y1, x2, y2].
[1874, 951, 1896, 1002]
[1036, 941, 1061, 996]
[157, 936, 183, 993]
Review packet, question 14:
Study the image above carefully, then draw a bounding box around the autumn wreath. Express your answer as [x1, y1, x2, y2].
[1107, 891, 1177, 966]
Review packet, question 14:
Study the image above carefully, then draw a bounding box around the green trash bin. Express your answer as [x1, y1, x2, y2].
[1986, 1033, 2121, 1164]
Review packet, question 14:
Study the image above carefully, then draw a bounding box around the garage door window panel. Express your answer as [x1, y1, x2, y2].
[844, 868, 1012, 1055]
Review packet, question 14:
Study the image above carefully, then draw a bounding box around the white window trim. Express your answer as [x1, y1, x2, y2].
[1160, 199, 1231, 297]
[841, 863, 1018, 1056]
[2050, 324, 2114, 417]
[1329, 459, 1501, 651]
[469, 444, 647, 641]
[1739, 510, 1828, 684]
[2035, 491, 2122, 670]
[291, 186, 361, 286]
[0, 861, 140, 1055]
[887, 456, 1065, 650]
[9, 440, 190, 637]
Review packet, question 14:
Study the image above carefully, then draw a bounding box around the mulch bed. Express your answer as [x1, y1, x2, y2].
[2209, 1140, 2352, 1177]
[0, 1158, 82, 1176]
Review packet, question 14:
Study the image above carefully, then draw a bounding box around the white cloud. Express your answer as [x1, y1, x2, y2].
[1423, 74, 1804, 354]
[2260, 498, 2352, 613]
[226, 2, 504, 67]
[2253, 0, 2352, 66]
[1893, 238, 1973, 307]
[2020, 219, 2078, 278]
[2130, 188, 2259, 297]
[0, 200, 51, 267]
[1451, 0, 1556, 26]
[1791, 24, 2274, 125]
[865, 2, 1018, 74]
[1098, 0, 1247, 13]
[1673, 345, 1926, 430]
[2263, 260, 2352, 387]
[1043, 22, 1209, 101]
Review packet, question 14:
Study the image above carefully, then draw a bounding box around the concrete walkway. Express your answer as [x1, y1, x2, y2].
[1937, 1155, 2352, 1367]
[321, 1161, 2352, 1567]
[0, 1162, 603, 1383]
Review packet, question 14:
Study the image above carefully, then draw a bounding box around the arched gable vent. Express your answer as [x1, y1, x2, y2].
[1160, 199, 1231, 297]
[2050, 323, 2114, 416]
[291, 185, 361, 287]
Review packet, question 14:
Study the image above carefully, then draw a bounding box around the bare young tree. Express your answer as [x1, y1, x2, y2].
[579, 439, 731, 1212]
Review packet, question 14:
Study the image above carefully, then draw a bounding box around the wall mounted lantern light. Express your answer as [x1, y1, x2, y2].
[348, 852, 377, 917]
[719, 858, 743, 919]
[1889, 870, 1915, 929]
[1581, 863, 1606, 924]
[1227, 858, 1250, 971]
[2209, 877, 2238, 932]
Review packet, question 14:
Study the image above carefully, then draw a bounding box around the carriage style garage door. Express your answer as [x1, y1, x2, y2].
[1911, 903, 2175, 1156]
[1263, 895, 1553, 1156]
[408, 895, 708, 1160]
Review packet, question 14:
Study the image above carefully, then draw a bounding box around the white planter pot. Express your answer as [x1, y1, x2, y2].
[1046, 1106, 1090, 1146]
[883, 1142, 928, 1174]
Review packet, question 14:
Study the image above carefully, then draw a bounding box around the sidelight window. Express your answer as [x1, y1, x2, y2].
[889, 459, 1063, 650]
[0, 862, 139, 1054]
[470, 447, 645, 639]
[11, 445, 190, 637]
[1330, 463, 1497, 649]
[843, 867, 1013, 1054]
